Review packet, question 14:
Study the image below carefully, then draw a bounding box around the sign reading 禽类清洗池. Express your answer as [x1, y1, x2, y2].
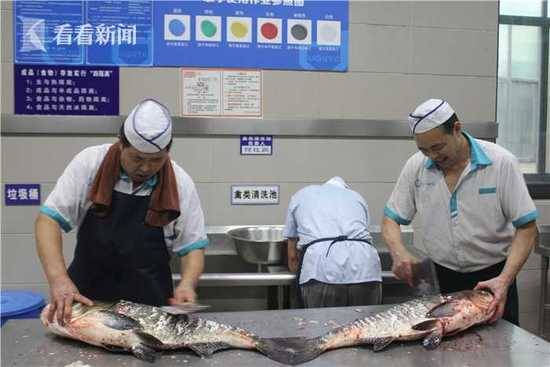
[240, 135, 273, 155]
[4, 184, 41, 206]
[14, 0, 348, 71]
[231, 185, 279, 205]
[14, 64, 119, 115]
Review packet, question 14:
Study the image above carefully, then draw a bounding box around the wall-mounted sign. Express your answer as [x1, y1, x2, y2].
[231, 185, 279, 205]
[154, 1, 348, 71]
[240, 135, 273, 155]
[182, 68, 261, 117]
[14, 64, 119, 115]
[14, 0, 153, 66]
[4, 184, 41, 206]
[14, 0, 348, 71]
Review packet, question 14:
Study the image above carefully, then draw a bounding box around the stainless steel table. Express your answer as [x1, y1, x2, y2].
[2, 305, 550, 367]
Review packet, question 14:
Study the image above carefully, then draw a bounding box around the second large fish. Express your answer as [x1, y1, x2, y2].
[269, 289, 495, 365]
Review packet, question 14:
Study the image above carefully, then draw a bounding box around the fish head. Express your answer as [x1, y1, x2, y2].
[40, 302, 115, 336]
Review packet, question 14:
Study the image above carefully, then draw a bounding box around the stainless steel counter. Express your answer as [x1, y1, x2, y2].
[2, 305, 550, 367]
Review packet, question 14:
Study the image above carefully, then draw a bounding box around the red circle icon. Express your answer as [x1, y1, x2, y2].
[261, 22, 278, 40]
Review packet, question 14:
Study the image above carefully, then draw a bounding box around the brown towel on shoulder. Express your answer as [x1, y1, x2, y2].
[88, 142, 180, 227]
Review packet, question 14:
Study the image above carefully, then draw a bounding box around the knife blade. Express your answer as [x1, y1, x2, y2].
[410, 257, 440, 297]
[160, 303, 211, 315]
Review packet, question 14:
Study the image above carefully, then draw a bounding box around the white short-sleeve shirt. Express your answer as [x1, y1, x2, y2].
[41, 144, 208, 256]
[283, 182, 382, 284]
[384, 132, 538, 272]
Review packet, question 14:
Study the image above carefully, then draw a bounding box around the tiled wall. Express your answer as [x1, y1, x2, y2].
[3, 1, 547, 336]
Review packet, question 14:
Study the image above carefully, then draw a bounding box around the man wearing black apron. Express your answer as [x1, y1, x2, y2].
[36, 99, 209, 325]
[284, 177, 382, 308]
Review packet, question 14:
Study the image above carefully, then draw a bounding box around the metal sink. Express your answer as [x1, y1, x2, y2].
[226, 226, 286, 265]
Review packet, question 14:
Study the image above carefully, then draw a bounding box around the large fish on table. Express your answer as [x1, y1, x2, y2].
[41, 300, 295, 363]
[270, 289, 495, 365]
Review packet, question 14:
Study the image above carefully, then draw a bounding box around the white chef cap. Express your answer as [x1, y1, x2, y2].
[325, 176, 350, 189]
[123, 99, 172, 153]
[408, 99, 456, 134]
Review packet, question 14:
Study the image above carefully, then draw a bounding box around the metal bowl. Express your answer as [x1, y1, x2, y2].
[226, 226, 286, 265]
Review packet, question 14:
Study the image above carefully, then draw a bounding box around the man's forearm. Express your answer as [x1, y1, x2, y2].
[179, 249, 205, 289]
[381, 217, 409, 259]
[35, 213, 68, 283]
[500, 221, 538, 284]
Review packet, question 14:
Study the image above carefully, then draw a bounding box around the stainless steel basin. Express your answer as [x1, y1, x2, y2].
[227, 226, 286, 265]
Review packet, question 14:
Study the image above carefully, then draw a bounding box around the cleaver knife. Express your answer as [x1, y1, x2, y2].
[410, 257, 440, 297]
[160, 303, 211, 315]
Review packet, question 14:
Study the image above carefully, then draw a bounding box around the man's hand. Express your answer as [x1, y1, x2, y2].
[288, 253, 299, 273]
[391, 252, 419, 287]
[48, 276, 93, 326]
[170, 283, 197, 305]
[474, 276, 510, 323]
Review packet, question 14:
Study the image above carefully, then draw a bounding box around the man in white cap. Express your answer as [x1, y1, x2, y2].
[381, 98, 538, 326]
[284, 176, 382, 308]
[36, 99, 208, 325]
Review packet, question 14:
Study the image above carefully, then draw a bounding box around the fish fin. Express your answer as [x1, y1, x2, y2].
[101, 344, 128, 353]
[427, 300, 460, 318]
[372, 337, 395, 352]
[256, 337, 324, 365]
[98, 310, 141, 331]
[422, 328, 443, 350]
[135, 330, 165, 348]
[411, 319, 439, 331]
[188, 342, 232, 357]
[131, 343, 160, 363]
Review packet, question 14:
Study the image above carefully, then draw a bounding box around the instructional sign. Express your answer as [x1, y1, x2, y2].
[15, 0, 348, 71]
[231, 185, 279, 205]
[182, 68, 261, 117]
[153, 0, 348, 71]
[14, 64, 119, 115]
[4, 184, 41, 206]
[240, 135, 273, 155]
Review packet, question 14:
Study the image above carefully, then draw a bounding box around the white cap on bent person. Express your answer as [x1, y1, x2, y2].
[325, 176, 350, 189]
[408, 99, 455, 135]
[124, 99, 172, 153]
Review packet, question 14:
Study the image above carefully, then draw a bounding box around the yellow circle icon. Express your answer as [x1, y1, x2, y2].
[231, 21, 248, 38]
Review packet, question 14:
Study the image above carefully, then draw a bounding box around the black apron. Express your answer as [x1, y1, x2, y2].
[68, 191, 173, 306]
[295, 235, 372, 307]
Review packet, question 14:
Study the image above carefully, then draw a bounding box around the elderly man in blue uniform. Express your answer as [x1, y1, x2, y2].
[382, 98, 538, 325]
[284, 177, 382, 308]
[36, 99, 209, 325]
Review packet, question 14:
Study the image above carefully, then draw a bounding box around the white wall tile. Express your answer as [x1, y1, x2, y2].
[350, 24, 410, 73]
[1, 62, 13, 113]
[1, 9, 13, 63]
[262, 70, 320, 119]
[411, 28, 497, 77]
[412, 1, 498, 31]
[409, 75, 496, 123]
[1, 234, 76, 283]
[350, 1, 411, 26]
[317, 72, 413, 119]
[170, 137, 214, 181]
[119, 68, 181, 115]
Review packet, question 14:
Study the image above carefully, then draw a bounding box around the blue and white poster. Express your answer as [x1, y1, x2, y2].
[154, 0, 348, 71]
[14, 0, 153, 66]
[14, 1, 85, 65]
[14, 0, 348, 71]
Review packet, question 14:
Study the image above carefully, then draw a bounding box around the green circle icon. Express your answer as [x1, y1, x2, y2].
[201, 20, 217, 38]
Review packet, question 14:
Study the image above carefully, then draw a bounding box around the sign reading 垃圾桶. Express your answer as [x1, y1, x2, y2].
[4, 184, 41, 206]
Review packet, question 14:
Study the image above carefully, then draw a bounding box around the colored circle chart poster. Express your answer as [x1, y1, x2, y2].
[154, 0, 348, 71]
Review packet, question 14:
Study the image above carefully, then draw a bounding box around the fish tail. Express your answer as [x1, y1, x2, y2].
[256, 336, 324, 365]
